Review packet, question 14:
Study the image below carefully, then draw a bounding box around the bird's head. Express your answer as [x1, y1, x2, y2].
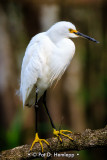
[47, 21, 99, 43]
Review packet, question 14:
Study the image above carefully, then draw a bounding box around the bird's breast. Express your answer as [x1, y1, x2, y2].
[48, 38, 75, 83]
[36, 38, 75, 98]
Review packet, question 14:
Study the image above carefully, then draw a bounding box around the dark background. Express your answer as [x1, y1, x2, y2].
[0, 0, 107, 159]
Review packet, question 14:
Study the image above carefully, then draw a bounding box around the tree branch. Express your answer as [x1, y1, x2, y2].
[0, 126, 107, 160]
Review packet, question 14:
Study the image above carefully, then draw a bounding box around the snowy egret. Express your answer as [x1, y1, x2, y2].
[20, 21, 99, 152]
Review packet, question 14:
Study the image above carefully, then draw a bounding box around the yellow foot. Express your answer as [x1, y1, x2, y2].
[53, 129, 73, 142]
[30, 133, 49, 152]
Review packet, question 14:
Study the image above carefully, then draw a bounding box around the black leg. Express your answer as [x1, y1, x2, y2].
[30, 89, 50, 152]
[34, 89, 39, 133]
[43, 91, 56, 129]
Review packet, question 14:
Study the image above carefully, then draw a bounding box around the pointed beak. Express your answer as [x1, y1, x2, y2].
[74, 31, 99, 43]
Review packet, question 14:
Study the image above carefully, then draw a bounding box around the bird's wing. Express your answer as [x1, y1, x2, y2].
[20, 33, 47, 106]
[21, 33, 44, 76]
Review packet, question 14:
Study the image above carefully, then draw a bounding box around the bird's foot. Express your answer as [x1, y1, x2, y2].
[53, 128, 73, 142]
[30, 133, 49, 152]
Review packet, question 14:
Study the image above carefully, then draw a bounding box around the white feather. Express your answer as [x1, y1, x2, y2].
[20, 21, 76, 107]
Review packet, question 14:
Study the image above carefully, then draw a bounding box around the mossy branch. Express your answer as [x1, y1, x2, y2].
[0, 126, 107, 160]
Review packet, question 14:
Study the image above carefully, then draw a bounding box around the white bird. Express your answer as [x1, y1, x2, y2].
[20, 21, 99, 152]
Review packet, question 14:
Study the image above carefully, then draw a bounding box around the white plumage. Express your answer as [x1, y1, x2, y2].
[20, 21, 98, 107]
[20, 21, 76, 106]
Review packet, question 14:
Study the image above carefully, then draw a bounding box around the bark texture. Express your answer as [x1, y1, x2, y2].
[0, 126, 107, 160]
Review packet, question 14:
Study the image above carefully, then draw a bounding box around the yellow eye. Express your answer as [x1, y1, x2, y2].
[69, 28, 73, 33]
[69, 28, 77, 33]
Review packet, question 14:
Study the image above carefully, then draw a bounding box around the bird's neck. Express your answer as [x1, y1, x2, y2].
[46, 30, 64, 44]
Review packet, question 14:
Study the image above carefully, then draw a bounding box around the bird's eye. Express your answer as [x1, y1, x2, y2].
[69, 28, 73, 33]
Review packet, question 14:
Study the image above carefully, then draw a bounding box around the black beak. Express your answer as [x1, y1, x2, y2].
[74, 31, 99, 43]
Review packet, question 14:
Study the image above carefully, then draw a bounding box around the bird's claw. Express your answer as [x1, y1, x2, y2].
[53, 129, 73, 142]
[30, 133, 49, 153]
